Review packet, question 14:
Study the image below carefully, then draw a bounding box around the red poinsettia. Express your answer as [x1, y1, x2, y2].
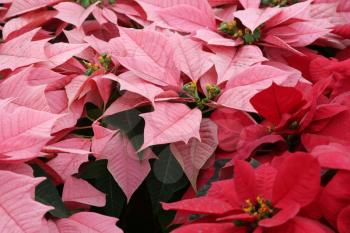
[320, 171, 350, 233]
[162, 153, 331, 233]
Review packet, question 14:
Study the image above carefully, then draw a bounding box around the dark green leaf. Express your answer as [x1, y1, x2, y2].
[32, 164, 71, 218]
[103, 109, 142, 135]
[153, 147, 183, 184]
[78, 160, 109, 179]
[86, 102, 103, 120]
[82, 160, 126, 217]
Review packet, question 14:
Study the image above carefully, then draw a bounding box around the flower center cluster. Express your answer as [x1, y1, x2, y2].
[83, 53, 112, 76]
[219, 19, 261, 45]
[76, 0, 116, 8]
[243, 196, 274, 220]
[183, 81, 220, 110]
[261, 0, 300, 7]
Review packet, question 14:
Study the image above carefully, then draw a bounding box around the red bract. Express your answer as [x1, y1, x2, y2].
[320, 171, 350, 233]
[162, 153, 328, 232]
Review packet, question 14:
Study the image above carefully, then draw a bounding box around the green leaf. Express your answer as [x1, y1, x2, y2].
[81, 160, 126, 217]
[32, 164, 71, 218]
[146, 172, 188, 209]
[86, 102, 103, 121]
[146, 168, 188, 231]
[153, 146, 184, 184]
[130, 134, 144, 159]
[91, 174, 126, 217]
[78, 160, 109, 179]
[103, 109, 142, 135]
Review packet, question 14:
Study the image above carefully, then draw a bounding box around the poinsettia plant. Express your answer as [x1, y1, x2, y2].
[0, 0, 349, 232]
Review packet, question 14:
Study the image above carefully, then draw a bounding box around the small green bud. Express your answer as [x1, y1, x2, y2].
[219, 22, 228, 31]
[80, 0, 91, 7]
[83, 61, 99, 76]
[289, 121, 299, 130]
[261, 0, 271, 5]
[205, 84, 221, 100]
[183, 81, 198, 98]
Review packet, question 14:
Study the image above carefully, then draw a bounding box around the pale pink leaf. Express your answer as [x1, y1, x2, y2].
[54, 2, 97, 28]
[102, 92, 149, 118]
[42, 42, 89, 68]
[158, 4, 216, 33]
[47, 153, 89, 182]
[0, 28, 48, 71]
[239, 0, 260, 9]
[5, 0, 61, 18]
[0, 163, 33, 177]
[103, 72, 163, 104]
[136, 0, 213, 23]
[172, 36, 213, 81]
[0, 66, 63, 111]
[0, 99, 58, 162]
[102, 7, 118, 25]
[265, 0, 312, 28]
[65, 75, 92, 106]
[0, 170, 52, 233]
[3, 10, 57, 40]
[116, 28, 180, 87]
[217, 65, 306, 112]
[211, 45, 267, 84]
[170, 119, 218, 190]
[263, 35, 305, 56]
[56, 212, 123, 233]
[234, 7, 280, 32]
[44, 138, 91, 155]
[140, 102, 202, 151]
[63, 176, 106, 207]
[92, 125, 151, 201]
[194, 29, 242, 47]
[84, 35, 110, 54]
